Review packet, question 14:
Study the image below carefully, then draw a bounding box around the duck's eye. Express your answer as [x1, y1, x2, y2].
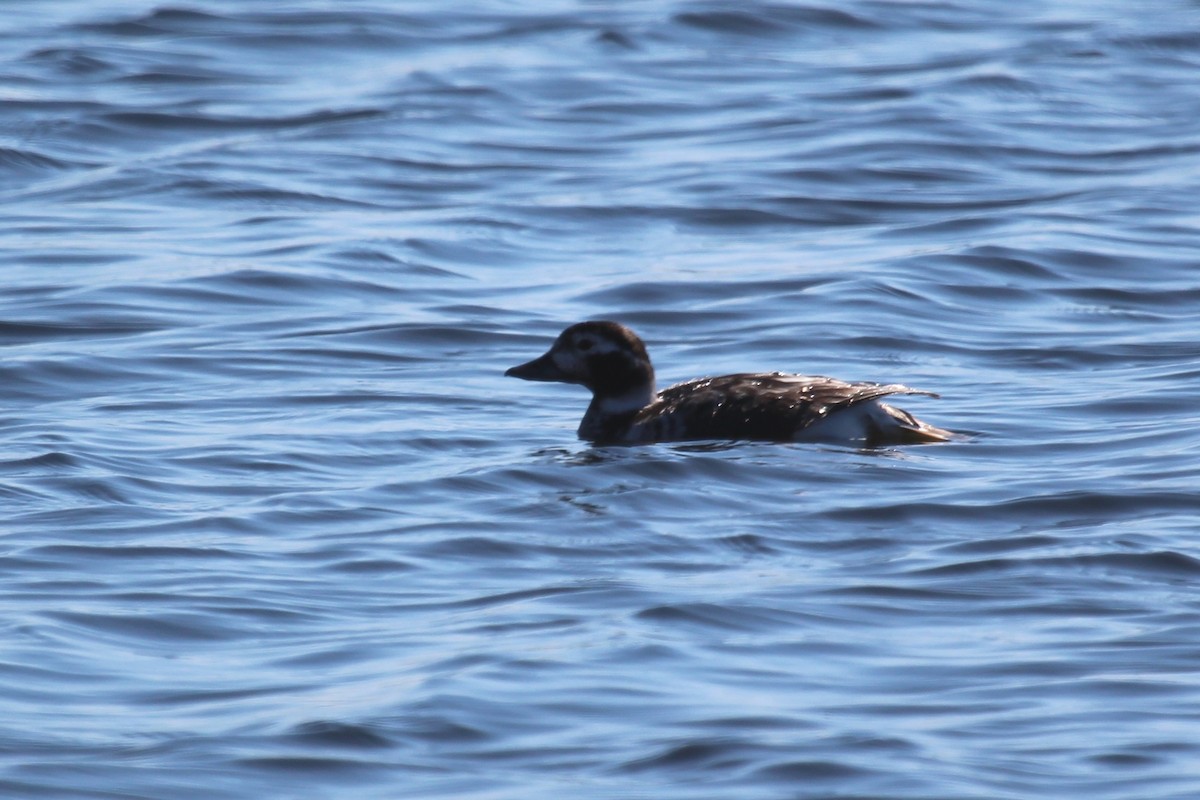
[576, 338, 594, 352]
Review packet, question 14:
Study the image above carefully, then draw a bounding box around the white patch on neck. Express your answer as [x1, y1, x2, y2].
[596, 385, 654, 415]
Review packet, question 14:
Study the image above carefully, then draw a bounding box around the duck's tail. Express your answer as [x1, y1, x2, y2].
[871, 402, 958, 446]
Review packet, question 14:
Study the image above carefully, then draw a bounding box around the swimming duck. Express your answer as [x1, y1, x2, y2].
[505, 321, 953, 446]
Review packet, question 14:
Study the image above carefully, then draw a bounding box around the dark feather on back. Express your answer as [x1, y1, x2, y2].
[634, 373, 935, 442]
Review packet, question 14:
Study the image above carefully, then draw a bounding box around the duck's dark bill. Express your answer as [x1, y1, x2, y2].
[505, 353, 569, 382]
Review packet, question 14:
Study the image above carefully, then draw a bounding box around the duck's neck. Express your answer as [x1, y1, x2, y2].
[579, 383, 656, 442]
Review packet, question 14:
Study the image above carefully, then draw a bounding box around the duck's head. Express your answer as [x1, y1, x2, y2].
[505, 321, 655, 404]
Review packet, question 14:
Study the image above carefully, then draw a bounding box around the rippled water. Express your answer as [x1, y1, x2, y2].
[2, 1, 1199, 798]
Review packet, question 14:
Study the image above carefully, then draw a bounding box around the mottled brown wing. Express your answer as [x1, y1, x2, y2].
[640, 373, 936, 442]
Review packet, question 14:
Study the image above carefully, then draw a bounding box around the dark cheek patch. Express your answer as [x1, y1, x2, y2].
[588, 352, 642, 394]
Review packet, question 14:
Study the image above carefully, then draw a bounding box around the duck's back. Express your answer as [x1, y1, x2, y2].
[626, 372, 943, 444]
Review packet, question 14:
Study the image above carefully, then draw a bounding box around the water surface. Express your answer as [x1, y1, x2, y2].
[2, 1, 1199, 798]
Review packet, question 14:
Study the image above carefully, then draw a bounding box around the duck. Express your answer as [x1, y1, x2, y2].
[505, 321, 953, 446]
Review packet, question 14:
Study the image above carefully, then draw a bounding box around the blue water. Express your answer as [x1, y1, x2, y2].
[2, 1, 1199, 798]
